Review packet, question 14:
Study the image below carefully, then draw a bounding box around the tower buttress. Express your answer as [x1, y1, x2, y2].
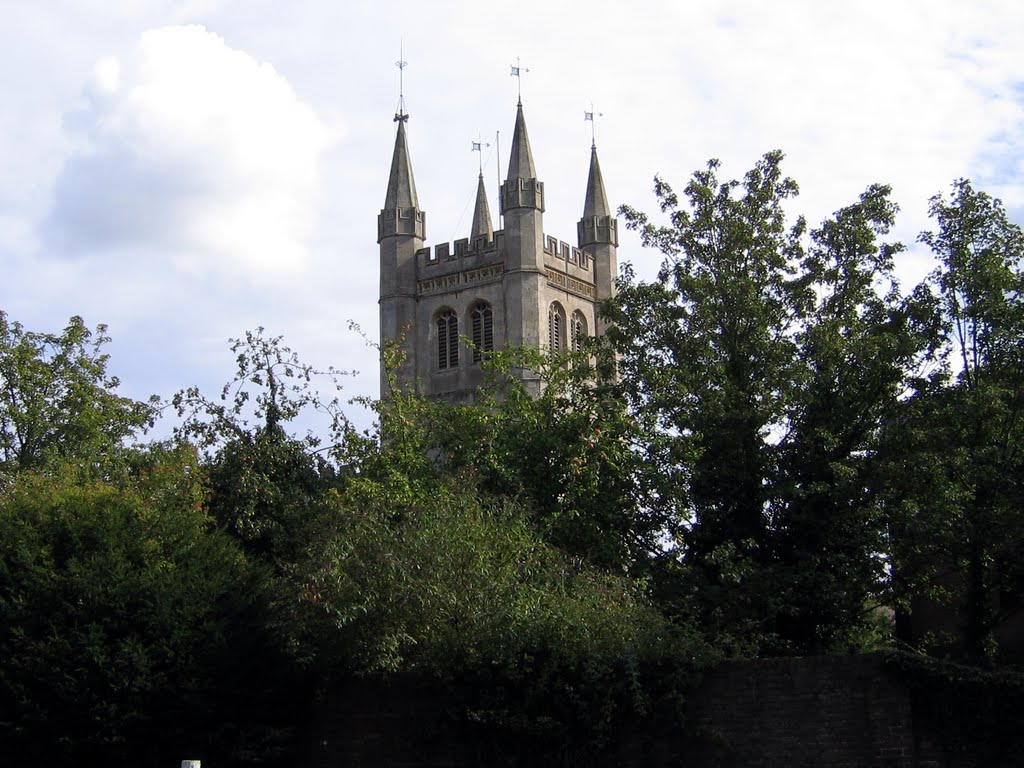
[578, 143, 618, 336]
[378, 117, 425, 394]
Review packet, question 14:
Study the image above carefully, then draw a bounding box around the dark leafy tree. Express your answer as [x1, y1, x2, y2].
[0, 313, 155, 478]
[609, 152, 928, 654]
[173, 328, 353, 563]
[0, 446, 294, 766]
[884, 179, 1024, 662]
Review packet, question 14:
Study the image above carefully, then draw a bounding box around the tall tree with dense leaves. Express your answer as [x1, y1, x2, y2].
[173, 328, 351, 564]
[0, 313, 155, 478]
[609, 152, 928, 654]
[885, 179, 1024, 662]
[770, 184, 930, 652]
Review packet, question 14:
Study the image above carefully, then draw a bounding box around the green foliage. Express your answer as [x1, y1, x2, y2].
[284, 357, 714, 754]
[172, 326, 353, 453]
[205, 424, 334, 563]
[294, 454, 710, 758]
[405, 342, 655, 574]
[0, 447, 293, 765]
[0, 312, 156, 478]
[299, 473, 668, 674]
[610, 152, 930, 654]
[173, 328, 350, 564]
[2, 171, 1017, 764]
[883, 179, 1024, 662]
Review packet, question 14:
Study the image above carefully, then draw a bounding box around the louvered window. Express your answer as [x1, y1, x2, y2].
[471, 302, 493, 363]
[436, 310, 458, 369]
[570, 311, 587, 352]
[548, 303, 566, 350]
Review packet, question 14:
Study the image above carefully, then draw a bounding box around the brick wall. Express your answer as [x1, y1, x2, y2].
[684, 654, 947, 768]
[300, 655, 957, 767]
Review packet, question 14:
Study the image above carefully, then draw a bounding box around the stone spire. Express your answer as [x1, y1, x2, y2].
[378, 117, 425, 243]
[578, 142, 617, 249]
[470, 173, 493, 242]
[582, 143, 611, 219]
[501, 101, 544, 214]
[578, 141, 618, 338]
[507, 101, 536, 182]
[383, 118, 418, 210]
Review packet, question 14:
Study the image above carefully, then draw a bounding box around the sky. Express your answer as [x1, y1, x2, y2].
[2, 1, 1023, 438]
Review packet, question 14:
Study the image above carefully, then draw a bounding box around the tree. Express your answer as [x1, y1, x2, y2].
[609, 152, 928, 654]
[292, 396, 709, 761]
[768, 183, 930, 652]
[884, 179, 1024, 662]
[173, 328, 352, 563]
[410, 342, 654, 574]
[0, 313, 155, 478]
[0, 445, 294, 765]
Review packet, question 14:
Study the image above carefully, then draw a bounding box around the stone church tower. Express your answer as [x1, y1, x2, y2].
[377, 100, 618, 402]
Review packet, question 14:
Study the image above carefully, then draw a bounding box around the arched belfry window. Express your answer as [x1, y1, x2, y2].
[548, 302, 566, 350]
[436, 309, 459, 370]
[470, 301, 493, 363]
[570, 310, 587, 352]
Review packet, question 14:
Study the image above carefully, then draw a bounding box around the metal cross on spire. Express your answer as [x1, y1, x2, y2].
[510, 57, 529, 104]
[584, 103, 604, 147]
[394, 41, 409, 122]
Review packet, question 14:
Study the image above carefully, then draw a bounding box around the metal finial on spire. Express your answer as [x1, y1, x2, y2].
[510, 57, 529, 103]
[394, 41, 409, 122]
[584, 103, 604, 148]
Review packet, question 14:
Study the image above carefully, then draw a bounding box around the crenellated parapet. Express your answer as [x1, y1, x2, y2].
[500, 177, 545, 213]
[542, 235, 595, 299]
[415, 231, 593, 277]
[377, 207, 426, 242]
[417, 231, 503, 271]
[543, 234, 591, 271]
[578, 215, 618, 248]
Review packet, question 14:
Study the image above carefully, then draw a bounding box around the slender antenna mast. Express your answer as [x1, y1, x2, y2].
[495, 130, 501, 228]
[394, 41, 408, 122]
[510, 57, 529, 103]
[584, 103, 603, 147]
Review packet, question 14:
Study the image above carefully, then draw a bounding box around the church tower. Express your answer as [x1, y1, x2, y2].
[378, 100, 617, 402]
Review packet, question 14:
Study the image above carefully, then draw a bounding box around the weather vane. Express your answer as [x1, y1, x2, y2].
[584, 103, 603, 147]
[394, 41, 408, 122]
[510, 57, 529, 103]
[471, 135, 491, 174]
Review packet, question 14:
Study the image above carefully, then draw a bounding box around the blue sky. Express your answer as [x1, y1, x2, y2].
[2, 0, 1022, 436]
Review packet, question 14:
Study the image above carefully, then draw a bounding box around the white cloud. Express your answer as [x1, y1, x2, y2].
[45, 24, 333, 278]
[2, 1, 1020, 428]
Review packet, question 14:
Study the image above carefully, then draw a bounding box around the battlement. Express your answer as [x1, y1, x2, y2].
[415, 230, 593, 279]
[500, 178, 545, 213]
[377, 207, 426, 243]
[417, 230, 505, 273]
[578, 214, 619, 248]
[543, 234, 589, 270]
[542, 235, 595, 299]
